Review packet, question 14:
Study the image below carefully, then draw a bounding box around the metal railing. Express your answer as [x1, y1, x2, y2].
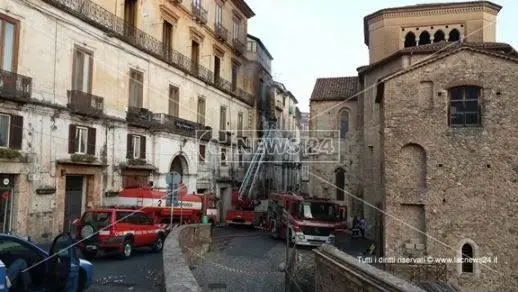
[232, 37, 246, 54]
[67, 90, 104, 117]
[191, 2, 208, 24]
[42, 0, 254, 106]
[215, 22, 228, 41]
[0, 69, 32, 101]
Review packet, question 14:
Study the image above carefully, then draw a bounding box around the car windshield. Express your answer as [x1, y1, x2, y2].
[299, 202, 338, 221]
[82, 211, 111, 228]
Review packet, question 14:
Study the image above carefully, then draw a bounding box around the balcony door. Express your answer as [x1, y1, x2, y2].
[0, 14, 18, 72]
[191, 41, 200, 75]
[72, 47, 93, 93]
[124, 0, 137, 36]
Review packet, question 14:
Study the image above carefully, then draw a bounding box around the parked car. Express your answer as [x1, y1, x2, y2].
[72, 208, 167, 260]
[0, 232, 93, 291]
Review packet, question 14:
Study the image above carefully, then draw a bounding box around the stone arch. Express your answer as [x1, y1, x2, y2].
[399, 143, 427, 191]
[404, 32, 417, 47]
[337, 108, 350, 139]
[449, 29, 460, 42]
[433, 30, 445, 43]
[419, 31, 431, 45]
[334, 167, 345, 201]
[170, 153, 189, 182]
[457, 239, 480, 276]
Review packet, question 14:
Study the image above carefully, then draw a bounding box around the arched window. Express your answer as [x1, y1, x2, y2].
[449, 29, 460, 42]
[335, 168, 345, 201]
[433, 30, 445, 43]
[448, 86, 481, 127]
[419, 31, 431, 45]
[404, 32, 417, 47]
[461, 243, 474, 273]
[339, 110, 349, 139]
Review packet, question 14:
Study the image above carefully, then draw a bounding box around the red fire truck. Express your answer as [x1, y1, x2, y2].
[225, 190, 269, 228]
[103, 184, 218, 226]
[267, 192, 347, 246]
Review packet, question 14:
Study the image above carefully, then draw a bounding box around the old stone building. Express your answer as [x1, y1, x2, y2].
[309, 1, 518, 291]
[0, 0, 259, 240]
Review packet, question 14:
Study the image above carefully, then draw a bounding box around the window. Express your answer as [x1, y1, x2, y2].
[404, 32, 416, 48]
[126, 134, 146, 159]
[232, 18, 240, 40]
[163, 21, 173, 59]
[124, 0, 137, 36]
[191, 41, 200, 75]
[0, 14, 18, 72]
[169, 85, 179, 117]
[461, 243, 474, 273]
[69, 125, 95, 155]
[339, 109, 349, 139]
[214, 56, 221, 84]
[0, 238, 43, 267]
[231, 62, 239, 91]
[335, 168, 345, 201]
[197, 97, 206, 125]
[72, 47, 93, 93]
[220, 106, 226, 131]
[238, 151, 243, 167]
[75, 127, 88, 154]
[193, 0, 201, 9]
[221, 148, 226, 165]
[237, 112, 243, 137]
[449, 86, 481, 127]
[449, 29, 460, 42]
[128, 69, 143, 108]
[215, 4, 222, 25]
[434, 30, 445, 43]
[0, 114, 23, 149]
[419, 31, 431, 45]
[199, 144, 206, 162]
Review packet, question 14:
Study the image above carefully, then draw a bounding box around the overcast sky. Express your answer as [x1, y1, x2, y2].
[245, 0, 518, 113]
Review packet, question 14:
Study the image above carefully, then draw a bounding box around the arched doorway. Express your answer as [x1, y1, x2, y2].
[170, 154, 188, 182]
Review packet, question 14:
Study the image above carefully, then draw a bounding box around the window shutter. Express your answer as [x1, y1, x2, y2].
[68, 124, 76, 154]
[87, 127, 96, 155]
[127, 134, 133, 159]
[9, 115, 23, 150]
[140, 136, 146, 159]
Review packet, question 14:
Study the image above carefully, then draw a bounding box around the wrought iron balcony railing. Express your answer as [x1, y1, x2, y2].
[191, 3, 208, 24]
[41, 0, 253, 106]
[152, 113, 210, 139]
[127, 107, 154, 127]
[232, 37, 246, 55]
[215, 23, 228, 41]
[67, 90, 104, 117]
[197, 126, 212, 141]
[0, 69, 32, 102]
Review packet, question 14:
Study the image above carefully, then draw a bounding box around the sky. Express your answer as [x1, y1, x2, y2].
[245, 0, 518, 113]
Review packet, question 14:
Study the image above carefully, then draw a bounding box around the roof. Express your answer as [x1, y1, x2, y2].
[357, 41, 518, 74]
[363, 1, 502, 46]
[310, 77, 360, 101]
[231, 0, 255, 18]
[247, 34, 274, 60]
[287, 91, 298, 104]
[380, 42, 518, 83]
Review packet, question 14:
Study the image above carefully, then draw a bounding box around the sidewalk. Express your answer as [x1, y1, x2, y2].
[334, 231, 375, 257]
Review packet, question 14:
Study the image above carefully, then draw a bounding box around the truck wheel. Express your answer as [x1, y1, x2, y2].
[119, 239, 133, 260]
[152, 234, 165, 252]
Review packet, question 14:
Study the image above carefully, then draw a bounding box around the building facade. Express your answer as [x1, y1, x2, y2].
[309, 1, 518, 291]
[0, 0, 257, 240]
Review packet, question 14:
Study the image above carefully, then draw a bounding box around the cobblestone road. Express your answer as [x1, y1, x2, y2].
[191, 227, 313, 292]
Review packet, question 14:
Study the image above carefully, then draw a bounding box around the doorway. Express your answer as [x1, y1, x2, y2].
[63, 176, 85, 233]
[0, 174, 14, 233]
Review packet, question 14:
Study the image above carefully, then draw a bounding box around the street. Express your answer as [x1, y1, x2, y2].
[191, 227, 313, 292]
[86, 247, 164, 292]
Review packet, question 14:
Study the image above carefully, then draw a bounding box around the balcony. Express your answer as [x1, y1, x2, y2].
[215, 23, 228, 41]
[197, 126, 212, 141]
[235, 88, 254, 105]
[0, 69, 32, 103]
[67, 90, 104, 118]
[126, 107, 154, 128]
[41, 0, 253, 106]
[219, 130, 231, 145]
[232, 37, 246, 55]
[191, 3, 208, 24]
[152, 113, 204, 138]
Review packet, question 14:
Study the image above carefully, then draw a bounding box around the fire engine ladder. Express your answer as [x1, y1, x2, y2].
[237, 128, 273, 201]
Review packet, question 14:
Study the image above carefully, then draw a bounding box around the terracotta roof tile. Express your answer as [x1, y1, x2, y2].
[310, 77, 360, 101]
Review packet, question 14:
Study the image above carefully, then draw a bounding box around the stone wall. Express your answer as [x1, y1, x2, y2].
[313, 244, 426, 292]
[163, 224, 212, 292]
